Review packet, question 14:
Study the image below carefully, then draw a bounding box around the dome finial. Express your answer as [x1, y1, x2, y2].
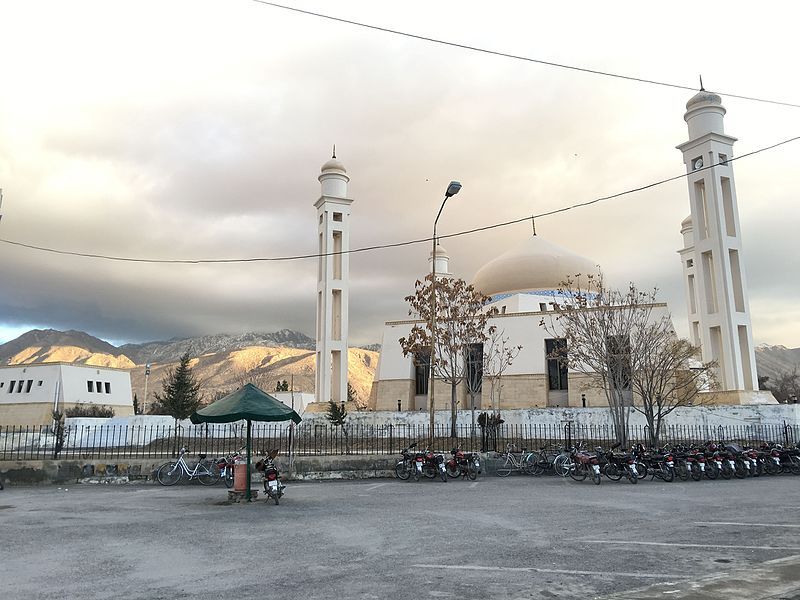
[699, 74, 705, 91]
[332, 144, 336, 159]
[531, 216, 537, 236]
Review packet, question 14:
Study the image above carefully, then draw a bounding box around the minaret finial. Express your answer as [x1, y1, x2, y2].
[332, 144, 336, 159]
[699, 75, 705, 91]
[531, 217, 536, 236]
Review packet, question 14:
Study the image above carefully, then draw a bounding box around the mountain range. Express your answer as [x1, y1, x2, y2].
[0, 329, 379, 405]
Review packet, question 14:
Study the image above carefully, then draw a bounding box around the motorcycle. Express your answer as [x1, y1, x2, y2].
[215, 445, 245, 489]
[569, 445, 601, 485]
[423, 447, 448, 482]
[256, 449, 285, 505]
[445, 447, 480, 480]
[395, 442, 417, 480]
[601, 444, 638, 484]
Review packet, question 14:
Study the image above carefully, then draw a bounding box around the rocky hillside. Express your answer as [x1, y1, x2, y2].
[754, 345, 800, 381]
[1, 328, 377, 405]
[119, 329, 316, 365]
[0, 329, 135, 368]
[130, 346, 378, 408]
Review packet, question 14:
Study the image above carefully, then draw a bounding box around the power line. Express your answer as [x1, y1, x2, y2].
[251, 1, 800, 110]
[1, 134, 798, 264]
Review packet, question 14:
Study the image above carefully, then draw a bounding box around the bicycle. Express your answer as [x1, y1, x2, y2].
[528, 445, 571, 477]
[495, 443, 537, 477]
[156, 448, 220, 486]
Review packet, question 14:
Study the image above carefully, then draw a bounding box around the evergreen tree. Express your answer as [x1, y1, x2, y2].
[151, 352, 203, 422]
[132, 392, 141, 416]
[326, 400, 350, 453]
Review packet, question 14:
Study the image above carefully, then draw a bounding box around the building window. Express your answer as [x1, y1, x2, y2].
[16, 380, 23, 393]
[539, 303, 548, 312]
[333, 212, 343, 222]
[96, 381, 102, 393]
[686, 259, 693, 268]
[37, 381, 43, 386]
[88, 381, 94, 393]
[105, 382, 111, 394]
[6, 380, 13, 393]
[545, 339, 568, 391]
[465, 344, 483, 393]
[414, 351, 430, 396]
[719, 153, 728, 165]
[25, 380, 33, 393]
[501, 306, 506, 314]
[607, 335, 632, 391]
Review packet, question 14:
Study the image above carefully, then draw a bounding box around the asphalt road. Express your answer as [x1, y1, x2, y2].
[1, 474, 799, 600]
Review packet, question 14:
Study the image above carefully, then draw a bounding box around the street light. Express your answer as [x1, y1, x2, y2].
[428, 180, 461, 444]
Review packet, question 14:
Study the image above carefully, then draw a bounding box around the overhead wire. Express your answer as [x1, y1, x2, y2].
[250, 0, 800, 110]
[1, 133, 798, 264]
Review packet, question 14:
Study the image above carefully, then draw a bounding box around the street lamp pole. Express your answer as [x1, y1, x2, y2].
[427, 181, 461, 445]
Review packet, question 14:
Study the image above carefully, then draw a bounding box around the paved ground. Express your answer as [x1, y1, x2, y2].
[1, 474, 798, 600]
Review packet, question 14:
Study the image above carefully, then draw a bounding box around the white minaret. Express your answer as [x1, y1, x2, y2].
[314, 152, 352, 404]
[677, 89, 758, 394]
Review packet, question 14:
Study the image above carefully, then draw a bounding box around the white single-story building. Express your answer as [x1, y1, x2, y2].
[0, 362, 134, 425]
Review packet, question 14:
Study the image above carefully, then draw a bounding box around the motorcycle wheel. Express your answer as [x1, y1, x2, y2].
[423, 465, 437, 479]
[413, 468, 420, 482]
[764, 460, 780, 476]
[273, 492, 279, 505]
[789, 457, 800, 475]
[690, 466, 703, 481]
[569, 463, 587, 482]
[224, 468, 235, 488]
[445, 462, 460, 479]
[395, 461, 411, 481]
[466, 464, 478, 481]
[660, 464, 674, 483]
[604, 463, 623, 481]
[705, 464, 718, 480]
[733, 459, 747, 479]
[720, 462, 733, 480]
[675, 461, 689, 481]
[592, 471, 601, 485]
[636, 461, 648, 479]
[440, 469, 447, 482]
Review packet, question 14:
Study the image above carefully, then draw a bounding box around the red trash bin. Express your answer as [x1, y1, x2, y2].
[233, 462, 248, 492]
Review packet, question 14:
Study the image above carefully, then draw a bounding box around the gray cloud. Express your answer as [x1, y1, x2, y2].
[1, 2, 799, 348]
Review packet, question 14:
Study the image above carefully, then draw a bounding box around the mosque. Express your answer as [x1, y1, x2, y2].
[312, 90, 776, 413]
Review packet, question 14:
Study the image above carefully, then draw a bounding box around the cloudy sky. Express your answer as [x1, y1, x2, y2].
[1, 1, 799, 348]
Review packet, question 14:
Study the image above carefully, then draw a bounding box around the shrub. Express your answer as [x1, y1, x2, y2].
[65, 404, 115, 418]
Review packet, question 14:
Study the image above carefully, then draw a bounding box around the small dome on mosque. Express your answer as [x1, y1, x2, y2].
[321, 157, 346, 174]
[472, 235, 597, 297]
[681, 214, 693, 228]
[686, 90, 722, 110]
[430, 243, 449, 259]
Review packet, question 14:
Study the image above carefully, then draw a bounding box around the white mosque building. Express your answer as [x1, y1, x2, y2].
[365, 90, 776, 412]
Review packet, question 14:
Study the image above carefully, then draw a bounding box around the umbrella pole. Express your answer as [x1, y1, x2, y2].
[246, 419, 252, 502]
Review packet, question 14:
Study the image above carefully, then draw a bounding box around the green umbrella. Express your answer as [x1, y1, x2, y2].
[190, 383, 302, 501]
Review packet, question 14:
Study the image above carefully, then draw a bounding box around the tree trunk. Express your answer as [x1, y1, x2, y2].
[450, 383, 458, 439]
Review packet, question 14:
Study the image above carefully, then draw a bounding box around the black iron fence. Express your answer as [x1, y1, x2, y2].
[1, 421, 797, 461]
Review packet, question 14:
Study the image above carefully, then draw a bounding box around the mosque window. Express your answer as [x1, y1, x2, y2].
[105, 382, 111, 394]
[414, 351, 430, 395]
[607, 335, 631, 391]
[25, 380, 33, 393]
[6, 381, 13, 393]
[686, 259, 693, 268]
[545, 339, 568, 391]
[539, 303, 548, 312]
[719, 154, 728, 165]
[88, 381, 94, 393]
[465, 344, 483, 393]
[96, 381, 102, 393]
[16, 380, 23, 392]
[333, 212, 342, 222]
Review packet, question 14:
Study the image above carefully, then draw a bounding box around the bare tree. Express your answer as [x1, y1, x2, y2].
[764, 367, 800, 404]
[482, 327, 522, 417]
[399, 274, 498, 439]
[541, 271, 714, 447]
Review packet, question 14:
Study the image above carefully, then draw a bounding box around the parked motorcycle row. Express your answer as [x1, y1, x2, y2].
[394, 442, 482, 482]
[566, 440, 800, 485]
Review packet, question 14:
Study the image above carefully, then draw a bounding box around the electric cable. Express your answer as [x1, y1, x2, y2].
[251, 0, 800, 110]
[0, 133, 798, 264]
